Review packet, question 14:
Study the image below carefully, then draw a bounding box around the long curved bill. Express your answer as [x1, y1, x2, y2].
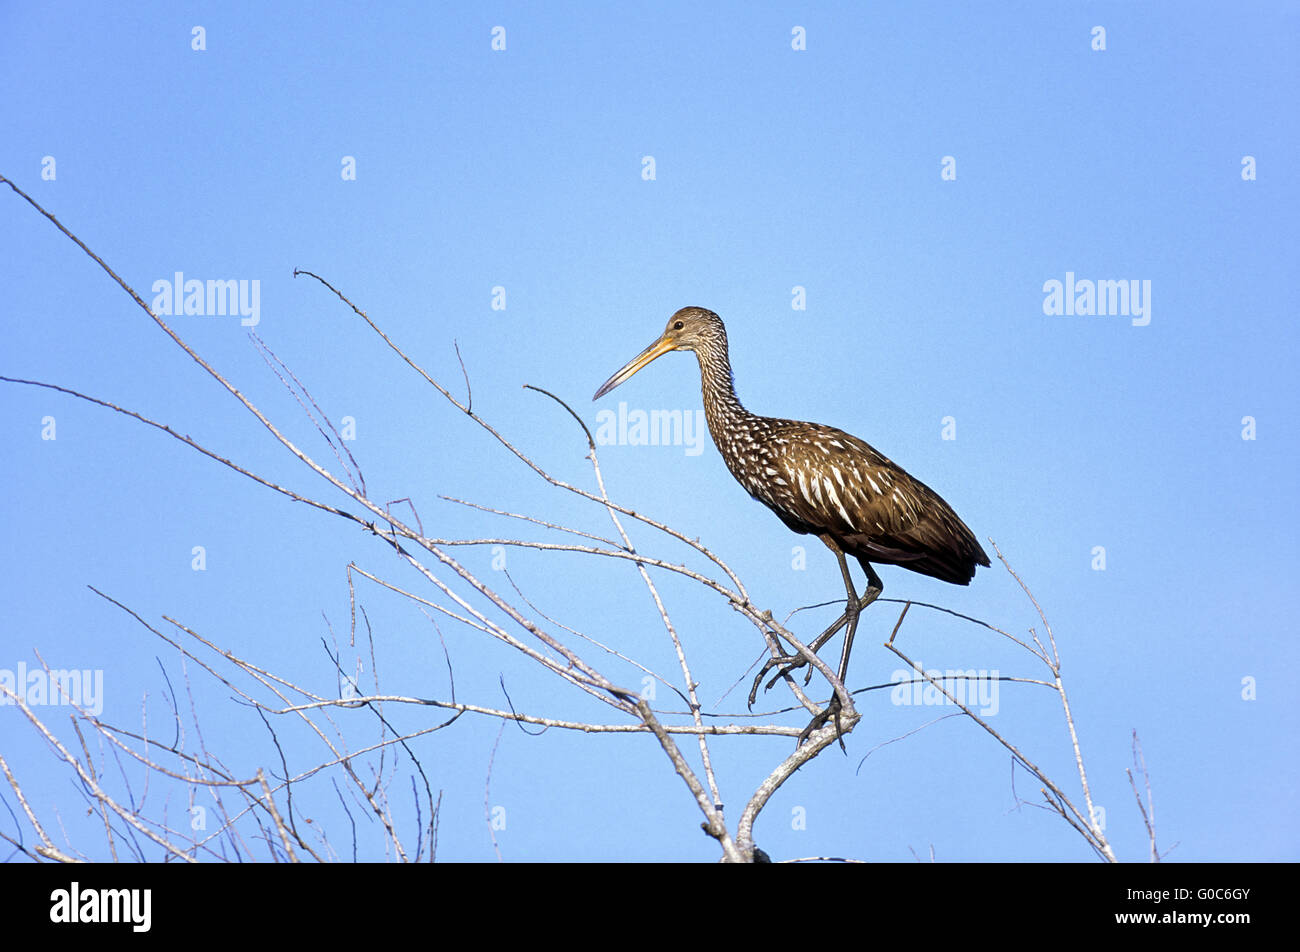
[592, 335, 676, 400]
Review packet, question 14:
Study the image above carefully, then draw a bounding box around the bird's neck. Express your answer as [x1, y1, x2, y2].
[695, 339, 752, 442]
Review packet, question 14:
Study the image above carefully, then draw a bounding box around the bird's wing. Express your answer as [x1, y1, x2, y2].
[759, 421, 914, 534]
[760, 420, 987, 581]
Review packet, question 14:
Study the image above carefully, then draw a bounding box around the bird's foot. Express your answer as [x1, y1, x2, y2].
[747, 653, 809, 708]
[798, 694, 847, 751]
[748, 615, 859, 705]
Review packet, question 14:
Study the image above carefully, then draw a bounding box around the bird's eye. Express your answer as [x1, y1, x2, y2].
[674, 321, 684, 330]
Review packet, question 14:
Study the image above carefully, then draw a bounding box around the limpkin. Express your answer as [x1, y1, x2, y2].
[592, 306, 989, 741]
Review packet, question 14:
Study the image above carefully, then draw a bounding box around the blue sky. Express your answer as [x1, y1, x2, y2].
[1, 1, 1296, 862]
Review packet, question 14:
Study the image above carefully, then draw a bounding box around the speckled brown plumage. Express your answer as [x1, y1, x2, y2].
[593, 305, 988, 737]
[594, 306, 989, 583]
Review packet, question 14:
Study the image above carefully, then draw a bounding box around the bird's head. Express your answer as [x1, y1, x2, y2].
[592, 306, 727, 400]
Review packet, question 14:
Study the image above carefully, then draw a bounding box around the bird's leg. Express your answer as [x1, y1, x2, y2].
[748, 552, 882, 707]
[747, 603, 852, 708]
[795, 554, 879, 685]
[797, 560, 884, 747]
[826, 558, 883, 689]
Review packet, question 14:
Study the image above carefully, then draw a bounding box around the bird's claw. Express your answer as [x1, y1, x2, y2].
[747, 653, 808, 708]
[798, 694, 846, 751]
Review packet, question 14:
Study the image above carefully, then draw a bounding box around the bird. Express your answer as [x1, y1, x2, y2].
[592, 306, 989, 742]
